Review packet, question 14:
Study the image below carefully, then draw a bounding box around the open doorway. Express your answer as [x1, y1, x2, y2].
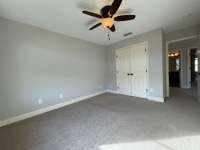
[168, 50, 181, 87]
[166, 36, 199, 100]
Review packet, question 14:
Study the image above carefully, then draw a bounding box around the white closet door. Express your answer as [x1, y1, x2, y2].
[116, 48, 131, 95]
[131, 42, 147, 98]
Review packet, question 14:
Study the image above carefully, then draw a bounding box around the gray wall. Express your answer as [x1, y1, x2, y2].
[107, 29, 165, 98]
[166, 25, 200, 42]
[0, 18, 107, 121]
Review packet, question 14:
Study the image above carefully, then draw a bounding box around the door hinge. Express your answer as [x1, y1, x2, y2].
[146, 69, 148, 73]
[145, 89, 148, 93]
[145, 48, 147, 52]
[116, 55, 118, 58]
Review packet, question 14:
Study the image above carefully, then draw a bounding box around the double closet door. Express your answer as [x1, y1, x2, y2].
[116, 42, 148, 98]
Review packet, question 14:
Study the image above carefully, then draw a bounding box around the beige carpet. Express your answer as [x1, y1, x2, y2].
[0, 88, 200, 150]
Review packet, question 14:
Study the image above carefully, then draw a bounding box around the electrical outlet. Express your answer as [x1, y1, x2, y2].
[59, 94, 64, 99]
[38, 98, 43, 105]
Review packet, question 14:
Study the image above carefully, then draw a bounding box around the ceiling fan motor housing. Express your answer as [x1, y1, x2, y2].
[101, 5, 112, 18]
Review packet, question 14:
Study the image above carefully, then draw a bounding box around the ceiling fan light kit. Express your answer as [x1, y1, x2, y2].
[101, 18, 114, 28]
[82, 0, 136, 37]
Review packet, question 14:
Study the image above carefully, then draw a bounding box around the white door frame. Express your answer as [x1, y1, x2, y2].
[166, 34, 200, 97]
[115, 41, 149, 99]
[187, 47, 199, 89]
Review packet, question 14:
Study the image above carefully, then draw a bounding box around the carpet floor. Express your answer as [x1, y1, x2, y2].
[0, 88, 200, 150]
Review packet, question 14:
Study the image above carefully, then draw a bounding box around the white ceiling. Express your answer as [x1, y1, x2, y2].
[0, 0, 200, 45]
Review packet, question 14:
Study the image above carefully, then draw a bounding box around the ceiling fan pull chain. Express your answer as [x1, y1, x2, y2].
[107, 29, 111, 40]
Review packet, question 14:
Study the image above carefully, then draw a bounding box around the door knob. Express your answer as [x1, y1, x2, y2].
[127, 73, 130, 76]
[130, 73, 134, 76]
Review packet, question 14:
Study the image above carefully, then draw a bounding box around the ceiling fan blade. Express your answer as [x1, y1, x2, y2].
[89, 23, 102, 30]
[85, 18, 98, 26]
[109, 0, 123, 16]
[82, 11, 102, 18]
[109, 25, 116, 32]
[114, 15, 136, 21]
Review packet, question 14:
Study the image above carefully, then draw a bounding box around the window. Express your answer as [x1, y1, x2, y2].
[194, 58, 198, 72]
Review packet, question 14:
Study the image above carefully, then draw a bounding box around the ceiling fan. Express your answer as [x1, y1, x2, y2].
[82, 0, 136, 32]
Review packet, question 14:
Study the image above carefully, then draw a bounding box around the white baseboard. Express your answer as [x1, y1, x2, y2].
[0, 91, 106, 128]
[106, 90, 119, 94]
[106, 89, 164, 103]
[147, 96, 165, 103]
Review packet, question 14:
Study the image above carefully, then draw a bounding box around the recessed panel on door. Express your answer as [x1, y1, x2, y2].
[116, 48, 131, 95]
[131, 42, 147, 98]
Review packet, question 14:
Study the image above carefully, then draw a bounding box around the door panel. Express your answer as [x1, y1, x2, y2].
[131, 43, 147, 98]
[116, 48, 131, 95]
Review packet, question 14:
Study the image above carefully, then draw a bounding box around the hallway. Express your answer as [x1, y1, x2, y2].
[170, 87, 198, 100]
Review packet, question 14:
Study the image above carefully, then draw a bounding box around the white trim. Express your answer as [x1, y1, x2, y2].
[169, 49, 190, 89]
[166, 42, 170, 97]
[106, 90, 119, 94]
[187, 47, 199, 89]
[187, 48, 192, 89]
[167, 34, 200, 44]
[166, 34, 200, 97]
[107, 90, 164, 103]
[0, 91, 106, 127]
[147, 96, 165, 103]
[180, 50, 184, 88]
[145, 42, 150, 98]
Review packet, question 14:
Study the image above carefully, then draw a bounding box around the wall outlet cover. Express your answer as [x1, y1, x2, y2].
[59, 94, 64, 99]
[38, 98, 43, 105]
